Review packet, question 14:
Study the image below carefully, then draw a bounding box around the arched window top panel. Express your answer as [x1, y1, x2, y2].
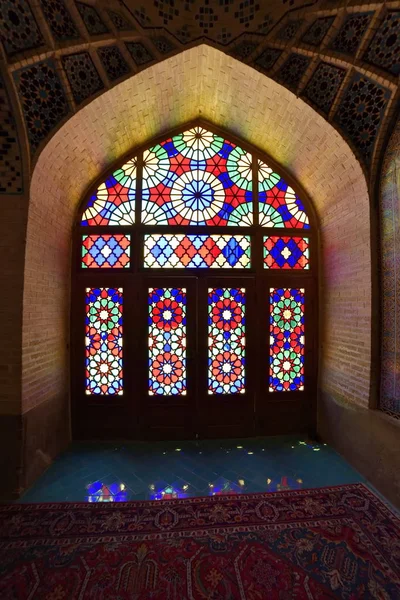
[79, 124, 311, 229]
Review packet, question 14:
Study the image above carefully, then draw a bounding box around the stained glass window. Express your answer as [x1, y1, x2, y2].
[264, 236, 309, 269]
[148, 288, 186, 395]
[85, 288, 123, 395]
[258, 160, 309, 228]
[270, 288, 304, 392]
[208, 288, 246, 394]
[141, 126, 253, 226]
[82, 234, 131, 268]
[144, 234, 251, 268]
[81, 158, 136, 225]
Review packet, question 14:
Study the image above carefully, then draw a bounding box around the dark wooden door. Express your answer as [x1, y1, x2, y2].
[137, 275, 256, 440]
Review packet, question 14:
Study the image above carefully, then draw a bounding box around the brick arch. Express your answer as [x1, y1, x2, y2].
[25, 45, 370, 474]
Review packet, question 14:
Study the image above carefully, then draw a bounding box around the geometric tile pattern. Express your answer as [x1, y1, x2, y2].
[330, 12, 373, 56]
[39, 0, 80, 41]
[380, 117, 400, 416]
[151, 36, 176, 54]
[254, 47, 283, 72]
[334, 72, 391, 162]
[303, 62, 346, 115]
[81, 234, 131, 268]
[276, 20, 304, 41]
[97, 45, 131, 82]
[0, 75, 23, 194]
[276, 53, 311, 91]
[364, 11, 400, 76]
[263, 237, 309, 269]
[76, 2, 109, 35]
[62, 52, 104, 105]
[230, 41, 258, 60]
[125, 42, 154, 65]
[107, 9, 134, 31]
[132, 5, 152, 27]
[302, 16, 335, 46]
[0, 0, 44, 56]
[13, 58, 70, 151]
[143, 234, 251, 269]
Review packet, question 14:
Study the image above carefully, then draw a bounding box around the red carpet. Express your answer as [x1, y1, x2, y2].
[0, 483, 399, 599]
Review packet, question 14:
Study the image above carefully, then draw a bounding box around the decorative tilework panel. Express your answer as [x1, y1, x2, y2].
[330, 12, 373, 56]
[276, 20, 303, 41]
[276, 54, 311, 90]
[107, 9, 134, 31]
[76, 2, 109, 35]
[82, 234, 131, 268]
[303, 62, 346, 115]
[233, 0, 261, 28]
[133, 5, 152, 26]
[143, 234, 251, 269]
[254, 47, 282, 72]
[230, 41, 258, 60]
[364, 11, 400, 76]
[62, 52, 104, 105]
[39, 0, 80, 41]
[380, 117, 400, 415]
[97, 46, 131, 82]
[263, 237, 309, 270]
[153, 0, 179, 26]
[0, 75, 23, 194]
[13, 58, 69, 151]
[151, 36, 176, 54]
[0, 0, 44, 56]
[334, 72, 391, 163]
[302, 16, 334, 46]
[125, 42, 154, 65]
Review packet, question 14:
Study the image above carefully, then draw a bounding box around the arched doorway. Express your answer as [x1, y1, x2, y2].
[72, 121, 318, 440]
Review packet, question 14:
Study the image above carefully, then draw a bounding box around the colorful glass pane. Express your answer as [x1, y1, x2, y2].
[208, 288, 246, 394]
[82, 234, 131, 268]
[141, 126, 253, 226]
[264, 236, 309, 269]
[148, 288, 186, 395]
[258, 160, 309, 228]
[81, 158, 136, 225]
[270, 288, 304, 392]
[144, 234, 251, 268]
[85, 288, 123, 395]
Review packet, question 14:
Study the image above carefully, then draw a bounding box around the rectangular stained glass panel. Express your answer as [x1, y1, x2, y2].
[85, 288, 123, 395]
[148, 288, 186, 395]
[208, 288, 246, 394]
[82, 234, 131, 268]
[264, 236, 309, 269]
[269, 288, 304, 392]
[144, 234, 251, 268]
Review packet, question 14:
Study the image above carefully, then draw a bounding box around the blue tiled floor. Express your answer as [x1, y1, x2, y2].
[19, 436, 372, 504]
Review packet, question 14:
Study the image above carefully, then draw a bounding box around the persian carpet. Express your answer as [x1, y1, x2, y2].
[0, 484, 399, 599]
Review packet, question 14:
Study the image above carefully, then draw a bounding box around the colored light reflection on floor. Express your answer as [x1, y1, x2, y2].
[149, 485, 189, 501]
[86, 482, 128, 503]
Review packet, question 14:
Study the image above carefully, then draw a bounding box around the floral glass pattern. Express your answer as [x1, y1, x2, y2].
[258, 160, 309, 228]
[264, 237, 309, 269]
[82, 234, 131, 268]
[141, 126, 253, 226]
[143, 234, 251, 268]
[148, 288, 186, 396]
[208, 288, 246, 395]
[81, 158, 136, 225]
[270, 288, 305, 392]
[85, 288, 123, 395]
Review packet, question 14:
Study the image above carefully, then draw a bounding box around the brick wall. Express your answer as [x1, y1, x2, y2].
[25, 46, 370, 441]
